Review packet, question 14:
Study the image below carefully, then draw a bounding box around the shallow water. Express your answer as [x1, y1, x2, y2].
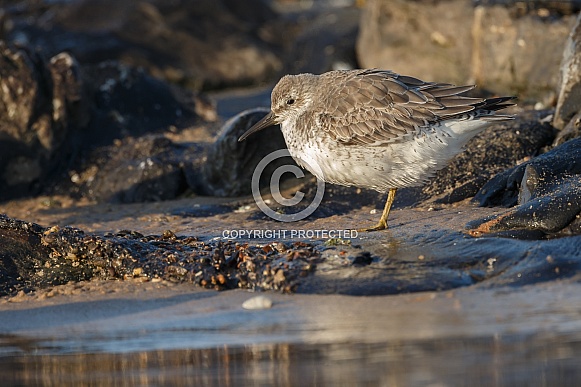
[2, 334, 581, 386]
[1, 194, 581, 384]
[1, 275, 581, 385]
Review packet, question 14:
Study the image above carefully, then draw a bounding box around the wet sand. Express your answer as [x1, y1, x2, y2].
[2, 275, 580, 351]
[1, 194, 581, 383]
[0, 190, 502, 238]
[1, 269, 581, 385]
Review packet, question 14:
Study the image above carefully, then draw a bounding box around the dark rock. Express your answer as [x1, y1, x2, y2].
[469, 137, 581, 236]
[0, 45, 204, 202]
[554, 12, 581, 130]
[0, 43, 86, 201]
[475, 136, 581, 207]
[2, 0, 282, 90]
[0, 214, 323, 296]
[282, 6, 360, 74]
[193, 108, 292, 197]
[83, 136, 188, 203]
[468, 175, 581, 236]
[350, 251, 373, 267]
[52, 61, 206, 203]
[0, 216, 96, 296]
[80, 62, 201, 147]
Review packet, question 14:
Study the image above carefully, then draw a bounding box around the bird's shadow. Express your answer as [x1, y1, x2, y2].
[245, 181, 424, 221]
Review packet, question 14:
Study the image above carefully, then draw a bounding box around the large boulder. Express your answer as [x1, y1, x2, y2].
[0, 44, 204, 202]
[357, 0, 578, 101]
[554, 12, 581, 132]
[470, 4, 575, 101]
[357, 0, 474, 86]
[1, 0, 282, 90]
[470, 137, 581, 237]
[0, 44, 87, 200]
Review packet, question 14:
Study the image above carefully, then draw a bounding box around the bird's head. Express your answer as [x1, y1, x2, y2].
[238, 74, 316, 142]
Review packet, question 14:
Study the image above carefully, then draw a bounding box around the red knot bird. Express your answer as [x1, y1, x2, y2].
[239, 69, 515, 231]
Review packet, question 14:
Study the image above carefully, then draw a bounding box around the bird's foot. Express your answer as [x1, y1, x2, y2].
[357, 220, 388, 232]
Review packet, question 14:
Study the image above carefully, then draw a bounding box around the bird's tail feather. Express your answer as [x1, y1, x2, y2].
[476, 96, 517, 111]
[476, 96, 516, 121]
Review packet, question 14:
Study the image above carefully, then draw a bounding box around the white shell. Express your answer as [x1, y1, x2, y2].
[242, 295, 273, 310]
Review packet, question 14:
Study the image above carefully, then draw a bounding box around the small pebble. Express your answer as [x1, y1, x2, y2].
[242, 295, 273, 310]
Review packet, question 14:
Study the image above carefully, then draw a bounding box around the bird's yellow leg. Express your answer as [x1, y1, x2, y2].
[358, 188, 397, 232]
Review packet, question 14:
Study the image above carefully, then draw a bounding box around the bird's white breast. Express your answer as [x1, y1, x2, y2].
[279, 117, 492, 192]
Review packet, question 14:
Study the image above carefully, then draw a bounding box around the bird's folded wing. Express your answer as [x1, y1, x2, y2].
[317, 69, 485, 146]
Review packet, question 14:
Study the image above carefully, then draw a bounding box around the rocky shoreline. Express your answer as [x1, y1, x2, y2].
[0, 0, 580, 299]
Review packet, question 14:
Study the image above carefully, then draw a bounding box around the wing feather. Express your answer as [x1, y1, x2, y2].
[315, 70, 514, 146]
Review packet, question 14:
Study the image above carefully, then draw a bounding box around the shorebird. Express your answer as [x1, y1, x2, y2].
[239, 69, 515, 231]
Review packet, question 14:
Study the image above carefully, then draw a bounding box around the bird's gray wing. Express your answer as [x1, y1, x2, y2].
[316, 69, 485, 146]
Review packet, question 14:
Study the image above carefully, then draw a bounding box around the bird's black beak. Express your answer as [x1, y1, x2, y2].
[238, 111, 277, 142]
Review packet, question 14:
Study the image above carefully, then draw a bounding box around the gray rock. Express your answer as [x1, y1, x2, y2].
[470, 4, 575, 101]
[357, 0, 576, 100]
[554, 12, 581, 130]
[554, 111, 581, 146]
[357, 0, 475, 87]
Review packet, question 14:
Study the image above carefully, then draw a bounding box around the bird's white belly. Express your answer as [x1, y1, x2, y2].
[285, 124, 484, 192]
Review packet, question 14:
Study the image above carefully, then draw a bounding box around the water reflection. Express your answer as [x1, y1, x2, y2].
[1, 333, 580, 386]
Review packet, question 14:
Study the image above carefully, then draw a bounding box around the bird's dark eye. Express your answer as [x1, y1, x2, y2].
[286, 98, 295, 105]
